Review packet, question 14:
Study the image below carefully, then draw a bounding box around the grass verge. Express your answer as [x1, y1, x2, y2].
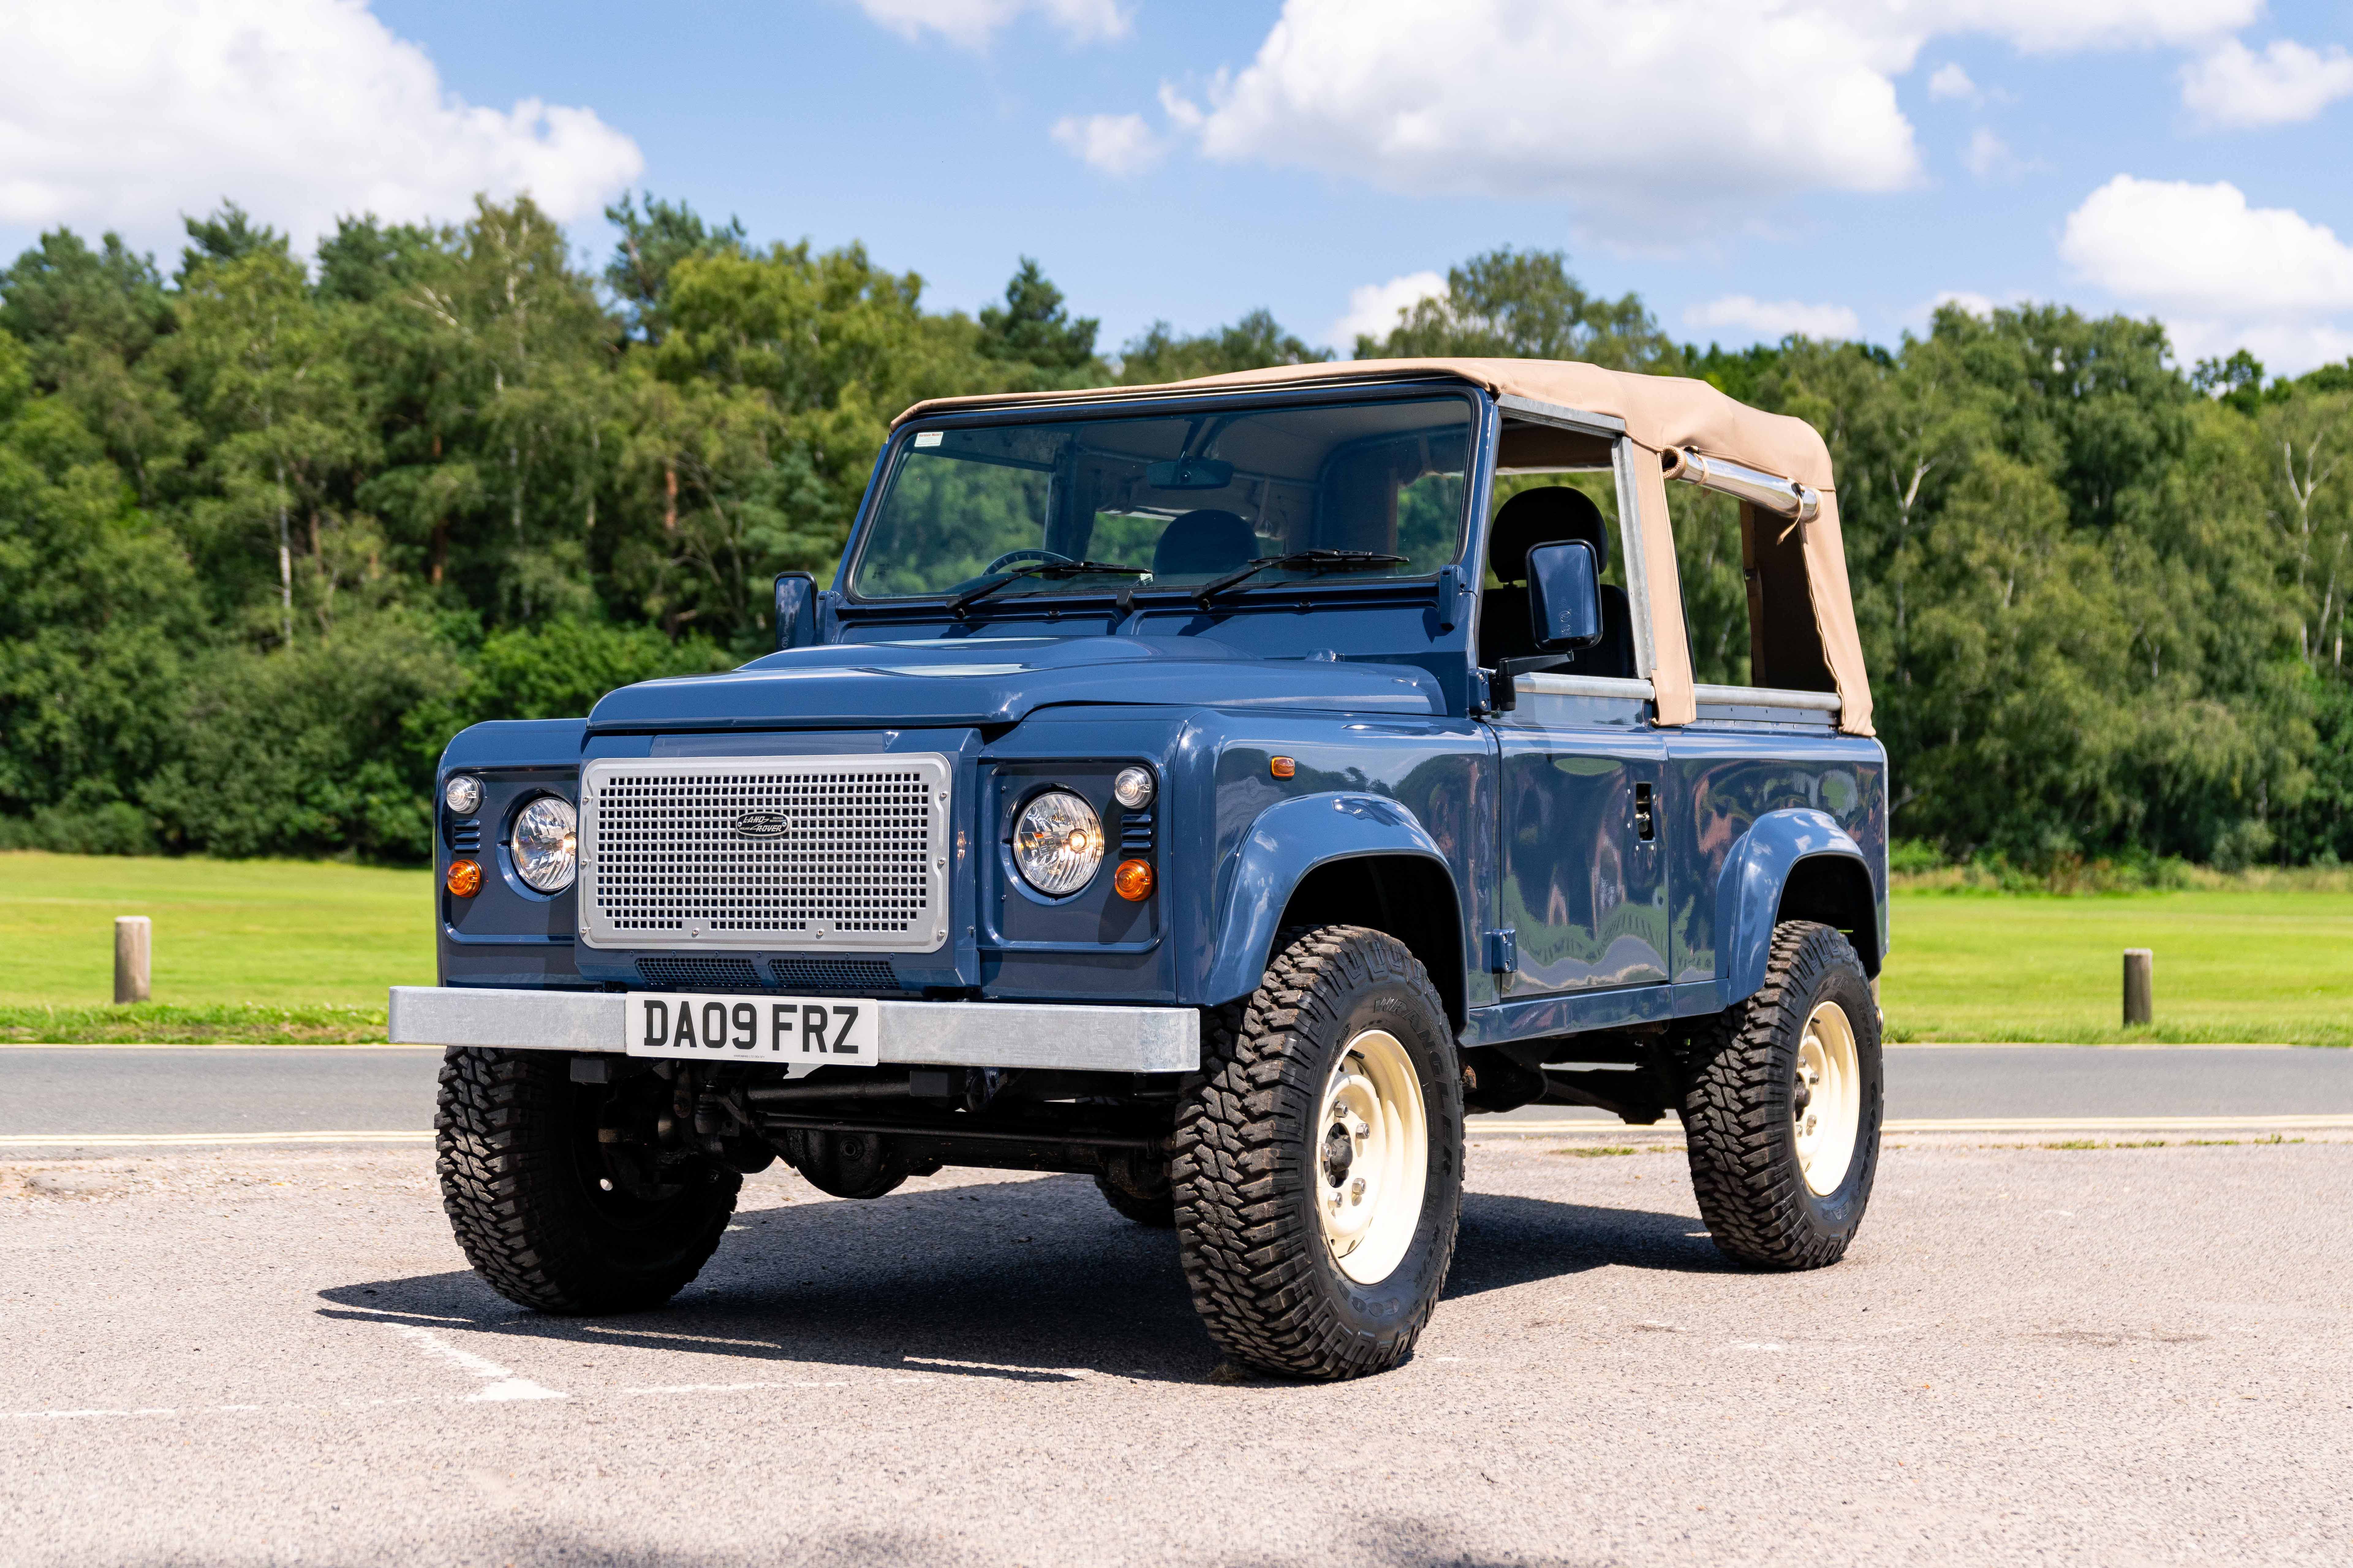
[1882, 888, 2353, 1046]
[0, 850, 433, 1010]
[0, 1003, 391, 1045]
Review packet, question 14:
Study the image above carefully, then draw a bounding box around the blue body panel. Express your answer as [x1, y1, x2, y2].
[1707, 805, 1873, 1004]
[432, 382, 1890, 1055]
[1203, 790, 1468, 1006]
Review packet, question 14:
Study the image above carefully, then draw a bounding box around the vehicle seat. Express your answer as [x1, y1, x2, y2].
[1151, 509, 1258, 578]
[1480, 486, 1635, 677]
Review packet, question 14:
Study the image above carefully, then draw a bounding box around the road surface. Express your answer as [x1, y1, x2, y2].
[4, 1043, 2351, 1144]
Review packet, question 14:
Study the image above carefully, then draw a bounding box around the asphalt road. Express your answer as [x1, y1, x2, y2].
[4, 1044, 2352, 1142]
[2, 1138, 2346, 1566]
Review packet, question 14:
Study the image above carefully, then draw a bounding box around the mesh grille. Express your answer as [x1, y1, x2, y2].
[770, 958, 900, 992]
[580, 754, 950, 954]
[637, 956, 763, 989]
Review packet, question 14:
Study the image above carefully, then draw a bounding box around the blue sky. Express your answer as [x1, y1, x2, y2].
[6, 1, 2353, 372]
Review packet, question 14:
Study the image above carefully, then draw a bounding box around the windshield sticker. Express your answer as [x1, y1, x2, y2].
[913, 431, 942, 448]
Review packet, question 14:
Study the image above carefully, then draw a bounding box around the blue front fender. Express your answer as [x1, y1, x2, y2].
[1716, 807, 1871, 1005]
[1202, 792, 1464, 1005]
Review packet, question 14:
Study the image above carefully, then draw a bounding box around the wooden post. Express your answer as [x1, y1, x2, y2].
[114, 916, 151, 1004]
[2122, 948, 2153, 1027]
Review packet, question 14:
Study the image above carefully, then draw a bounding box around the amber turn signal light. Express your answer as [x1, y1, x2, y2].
[1270, 756, 1296, 779]
[445, 859, 482, 898]
[1112, 858, 1154, 901]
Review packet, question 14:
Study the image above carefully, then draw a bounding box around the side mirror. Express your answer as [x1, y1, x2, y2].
[1525, 540, 1603, 651]
[774, 572, 821, 651]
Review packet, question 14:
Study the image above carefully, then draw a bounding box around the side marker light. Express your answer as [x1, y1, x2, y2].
[1270, 756, 1296, 779]
[1113, 859, 1155, 901]
[446, 859, 482, 898]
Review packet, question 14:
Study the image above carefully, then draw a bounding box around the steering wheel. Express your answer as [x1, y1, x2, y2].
[982, 548, 1075, 574]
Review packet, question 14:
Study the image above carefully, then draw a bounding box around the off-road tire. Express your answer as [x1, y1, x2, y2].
[1681, 920, 1883, 1270]
[1171, 924, 1463, 1380]
[436, 1048, 739, 1313]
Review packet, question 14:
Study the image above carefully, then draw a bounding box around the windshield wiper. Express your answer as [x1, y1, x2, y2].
[947, 560, 1150, 617]
[1192, 549, 1410, 605]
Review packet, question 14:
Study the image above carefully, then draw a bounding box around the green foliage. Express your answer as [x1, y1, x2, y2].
[603, 190, 747, 343]
[1357, 247, 1679, 370]
[978, 257, 1098, 372]
[1117, 308, 1330, 383]
[176, 200, 290, 284]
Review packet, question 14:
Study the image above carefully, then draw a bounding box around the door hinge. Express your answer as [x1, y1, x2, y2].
[1483, 928, 1517, 973]
[1634, 781, 1656, 841]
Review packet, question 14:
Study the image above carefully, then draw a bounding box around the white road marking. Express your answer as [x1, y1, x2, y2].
[1476, 1114, 2353, 1138]
[386, 1323, 565, 1402]
[574, 1325, 782, 1349]
[901, 1356, 1091, 1378]
[621, 1381, 849, 1394]
[0, 1130, 434, 1148]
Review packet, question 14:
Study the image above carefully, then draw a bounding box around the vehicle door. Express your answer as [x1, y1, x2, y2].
[1477, 433, 1671, 1000]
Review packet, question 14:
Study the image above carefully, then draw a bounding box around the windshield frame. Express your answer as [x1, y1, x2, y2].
[838, 380, 1489, 612]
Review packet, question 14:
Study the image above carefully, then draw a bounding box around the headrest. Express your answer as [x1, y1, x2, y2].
[1152, 509, 1258, 576]
[1487, 486, 1608, 585]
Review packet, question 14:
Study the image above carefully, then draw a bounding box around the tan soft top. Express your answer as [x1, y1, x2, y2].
[894, 358, 1871, 735]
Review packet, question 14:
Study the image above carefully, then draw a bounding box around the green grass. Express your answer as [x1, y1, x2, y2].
[1883, 888, 2353, 1047]
[2, 853, 2349, 1046]
[0, 851, 433, 1040]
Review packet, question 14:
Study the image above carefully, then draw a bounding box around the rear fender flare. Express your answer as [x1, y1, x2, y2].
[1203, 793, 1465, 1005]
[1716, 807, 1872, 1005]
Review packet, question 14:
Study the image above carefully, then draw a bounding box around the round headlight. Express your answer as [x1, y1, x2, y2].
[1112, 766, 1155, 810]
[512, 796, 578, 893]
[1012, 790, 1103, 896]
[443, 774, 483, 815]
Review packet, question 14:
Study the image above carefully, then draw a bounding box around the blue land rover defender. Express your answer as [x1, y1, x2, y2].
[395, 358, 1888, 1381]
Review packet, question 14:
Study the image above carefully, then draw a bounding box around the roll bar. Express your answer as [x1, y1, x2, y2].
[1661, 446, 1821, 527]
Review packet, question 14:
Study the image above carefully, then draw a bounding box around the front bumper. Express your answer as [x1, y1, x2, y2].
[387, 987, 1199, 1074]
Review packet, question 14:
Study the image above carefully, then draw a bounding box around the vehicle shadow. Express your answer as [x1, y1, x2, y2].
[317, 1173, 1721, 1385]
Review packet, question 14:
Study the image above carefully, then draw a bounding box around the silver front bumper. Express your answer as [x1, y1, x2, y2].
[387, 987, 1199, 1074]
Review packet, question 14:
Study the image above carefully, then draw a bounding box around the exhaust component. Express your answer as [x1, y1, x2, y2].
[1661, 446, 1820, 526]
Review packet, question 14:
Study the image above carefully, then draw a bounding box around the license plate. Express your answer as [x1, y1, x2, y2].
[623, 992, 879, 1076]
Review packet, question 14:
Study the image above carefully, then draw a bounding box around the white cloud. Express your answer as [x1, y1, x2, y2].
[1331, 271, 1446, 349]
[1160, 0, 2261, 243]
[2060, 174, 2353, 373]
[1960, 127, 2043, 181]
[857, 0, 1128, 48]
[0, 0, 640, 252]
[2181, 38, 2353, 127]
[1927, 62, 1981, 102]
[1684, 295, 1861, 341]
[1051, 113, 1163, 176]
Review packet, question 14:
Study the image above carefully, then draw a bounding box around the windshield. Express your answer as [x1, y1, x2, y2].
[849, 395, 1474, 602]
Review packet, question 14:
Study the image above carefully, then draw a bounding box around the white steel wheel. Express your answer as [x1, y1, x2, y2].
[1315, 1028, 1429, 1284]
[1792, 999, 1862, 1195]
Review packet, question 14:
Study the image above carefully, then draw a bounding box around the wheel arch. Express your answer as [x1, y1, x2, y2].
[1716, 807, 1883, 1005]
[1202, 792, 1470, 1025]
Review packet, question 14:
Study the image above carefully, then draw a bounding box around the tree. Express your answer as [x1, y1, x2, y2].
[168, 247, 364, 646]
[1116, 308, 1328, 383]
[977, 257, 1098, 373]
[1355, 247, 1679, 370]
[316, 214, 450, 305]
[176, 201, 290, 285]
[0, 228, 174, 380]
[603, 192, 747, 344]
